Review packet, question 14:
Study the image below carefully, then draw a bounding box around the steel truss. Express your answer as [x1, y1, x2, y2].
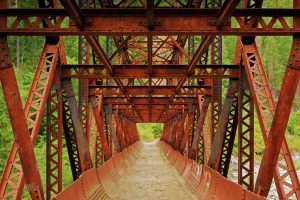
[46, 69, 63, 199]
[0, 0, 299, 200]
[0, 41, 59, 199]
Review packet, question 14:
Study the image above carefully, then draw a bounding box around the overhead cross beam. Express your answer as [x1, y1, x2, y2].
[59, 0, 142, 121]
[89, 85, 211, 96]
[1, 8, 300, 35]
[59, 0, 85, 29]
[102, 97, 198, 105]
[188, 0, 240, 74]
[159, 0, 240, 121]
[61, 64, 239, 79]
[0, 35, 45, 200]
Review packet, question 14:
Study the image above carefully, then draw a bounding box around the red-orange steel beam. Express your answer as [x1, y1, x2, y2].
[90, 85, 211, 89]
[190, 95, 210, 159]
[187, 0, 240, 74]
[216, 0, 241, 27]
[159, 0, 239, 122]
[46, 70, 63, 200]
[0, 39, 59, 200]
[139, 111, 182, 123]
[102, 97, 198, 105]
[61, 64, 239, 79]
[90, 85, 210, 96]
[59, 0, 142, 122]
[167, 119, 176, 145]
[170, 119, 180, 148]
[172, 115, 180, 149]
[237, 68, 254, 191]
[84, 36, 145, 119]
[254, 3, 300, 196]
[173, 114, 184, 150]
[62, 79, 93, 171]
[62, 90, 83, 180]
[118, 109, 186, 114]
[104, 105, 121, 152]
[208, 79, 239, 170]
[235, 0, 261, 194]
[1, 9, 300, 35]
[179, 109, 195, 154]
[0, 36, 44, 200]
[255, 36, 300, 198]
[59, 0, 85, 29]
[114, 113, 126, 150]
[241, 43, 300, 199]
[77, 0, 92, 152]
[113, 105, 190, 110]
[160, 121, 170, 142]
[121, 118, 130, 147]
[126, 122, 133, 145]
[91, 97, 111, 160]
[2, 8, 300, 16]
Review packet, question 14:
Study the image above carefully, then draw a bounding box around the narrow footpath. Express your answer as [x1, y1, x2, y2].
[106, 140, 197, 200]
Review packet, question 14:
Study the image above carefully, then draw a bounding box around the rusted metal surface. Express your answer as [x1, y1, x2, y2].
[91, 97, 111, 161]
[0, 42, 59, 199]
[0, 35, 45, 200]
[208, 79, 239, 170]
[104, 105, 121, 152]
[255, 36, 300, 197]
[1, 9, 300, 35]
[77, 0, 90, 147]
[160, 141, 266, 200]
[46, 70, 63, 199]
[242, 43, 300, 199]
[55, 142, 141, 200]
[238, 68, 254, 191]
[190, 96, 210, 160]
[0, 1, 300, 199]
[62, 79, 93, 171]
[62, 90, 83, 180]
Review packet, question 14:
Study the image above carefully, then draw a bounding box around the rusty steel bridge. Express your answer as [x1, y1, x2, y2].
[0, 0, 300, 199]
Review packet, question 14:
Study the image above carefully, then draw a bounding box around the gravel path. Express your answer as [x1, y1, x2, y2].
[107, 140, 197, 200]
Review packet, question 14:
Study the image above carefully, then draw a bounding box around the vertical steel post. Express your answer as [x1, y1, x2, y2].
[208, 79, 239, 170]
[0, 35, 44, 200]
[179, 107, 195, 155]
[46, 68, 63, 200]
[190, 96, 210, 160]
[238, 66, 254, 191]
[62, 79, 93, 171]
[114, 112, 126, 150]
[62, 91, 83, 180]
[242, 43, 300, 199]
[167, 119, 176, 145]
[255, 36, 300, 198]
[78, 0, 91, 143]
[104, 104, 121, 152]
[174, 113, 185, 150]
[91, 97, 110, 161]
[207, 0, 223, 141]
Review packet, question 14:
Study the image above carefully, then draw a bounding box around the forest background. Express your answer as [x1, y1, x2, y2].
[0, 0, 299, 199]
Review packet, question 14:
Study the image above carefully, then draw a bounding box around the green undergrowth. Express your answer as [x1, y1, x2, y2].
[0, 0, 300, 197]
[231, 109, 300, 170]
[136, 123, 163, 142]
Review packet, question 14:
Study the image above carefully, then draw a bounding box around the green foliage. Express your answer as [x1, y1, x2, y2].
[136, 123, 163, 141]
[0, 0, 299, 196]
[293, 159, 300, 171]
[0, 92, 13, 173]
[287, 109, 300, 136]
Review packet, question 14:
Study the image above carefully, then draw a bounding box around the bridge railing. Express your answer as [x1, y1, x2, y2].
[160, 141, 266, 200]
[54, 141, 141, 200]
